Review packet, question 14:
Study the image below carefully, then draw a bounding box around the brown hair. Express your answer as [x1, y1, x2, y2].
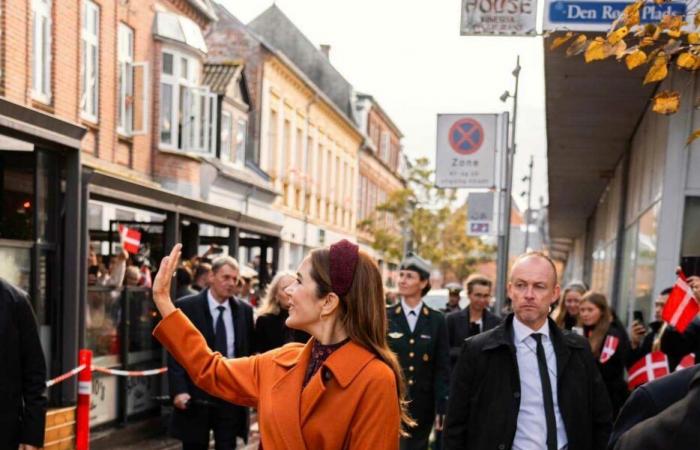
[464, 274, 492, 294]
[309, 247, 415, 433]
[580, 291, 613, 357]
[258, 271, 297, 316]
[552, 281, 587, 329]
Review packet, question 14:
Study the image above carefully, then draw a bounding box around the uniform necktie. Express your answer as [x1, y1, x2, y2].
[215, 305, 227, 357]
[532, 333, 557, 450]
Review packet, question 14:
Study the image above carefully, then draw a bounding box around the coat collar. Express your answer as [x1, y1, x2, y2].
[483, 314, 584, 356]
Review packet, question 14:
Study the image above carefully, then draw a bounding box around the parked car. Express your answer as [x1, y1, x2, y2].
[422, 288, 468, 311]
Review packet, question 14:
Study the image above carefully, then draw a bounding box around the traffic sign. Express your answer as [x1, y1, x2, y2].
[449, 118, 484, 155]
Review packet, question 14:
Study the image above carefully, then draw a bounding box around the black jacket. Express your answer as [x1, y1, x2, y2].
[254, 310, 310, 353]
[167, 290, 255, 443]
[0, 278, 47, 449]
[660, 318, 700, 370]
[589, 321, 631, 418]
[628, 320, 663, 364]
[613, 365, 700, 450]
[608, 364, 700, 449]
[444, 315, 613, 450]
[446, 308, 502, 369]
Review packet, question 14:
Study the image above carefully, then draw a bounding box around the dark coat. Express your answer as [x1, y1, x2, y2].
[608, 364, 700, 449]
[613, 365, 700, 450]
[167, 289, 255, 443]
[446, 308, 502, 369]
[387, 302, 450, 438]
[0, 278, 47, 449]
[254, 310, 310, 353]
[660, 318, 700, 370]
[444, 315, 613, 450]
[591, 321, 631, 418]
[628, 321, 663, 364]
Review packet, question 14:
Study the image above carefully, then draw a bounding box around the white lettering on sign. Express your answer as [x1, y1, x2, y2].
[568, 4, 596, 19]
[461, 0, 537, 35]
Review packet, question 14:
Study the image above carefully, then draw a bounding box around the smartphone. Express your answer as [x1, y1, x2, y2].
[633, 310, 645, 327]
[680, 256, 700, 277]
[210, 245, 224, 254]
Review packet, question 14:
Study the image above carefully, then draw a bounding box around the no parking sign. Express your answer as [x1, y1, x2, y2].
[436, 114, 500, 188]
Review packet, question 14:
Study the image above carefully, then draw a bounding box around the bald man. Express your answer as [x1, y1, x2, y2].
[444, 252, 612, 450]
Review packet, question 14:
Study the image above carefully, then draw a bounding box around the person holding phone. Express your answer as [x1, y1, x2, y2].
[660, 272, 700, 370]
[152, 241, 412, 449]
[629, 288, 671, 363]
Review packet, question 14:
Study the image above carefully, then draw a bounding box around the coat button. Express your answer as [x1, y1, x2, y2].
[514, 391, 521, 399]
[409, 366, 414, 372]
[409, 338, 415, 345]
[408, 379, 414, 385]
[409, 352, 415, 358]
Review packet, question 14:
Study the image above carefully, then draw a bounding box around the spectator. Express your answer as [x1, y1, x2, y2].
[254, 271, 310, 353]
[579, 292, 631, 417]
[175, 266, 196, 300]
[238, 272, 260, 307]
[124, 266, 141, 287]
[191, 262, 211, 292]
[0, 277, 47, 450]
[552, 281, 587, 331]
[661, 275, 700, 370]
[629, 287, 671, 364]
[441, 283, 462, 314]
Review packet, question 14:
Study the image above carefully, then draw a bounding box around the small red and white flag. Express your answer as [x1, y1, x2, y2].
[675, 353, 696, 372]
[628, 351, 670, 390]
[118, 225, 141, 254]
[662, 272, 699, 333]
[599, 335, 619, 364]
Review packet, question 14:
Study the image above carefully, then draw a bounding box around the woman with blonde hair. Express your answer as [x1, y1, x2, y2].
[579, 291, 631, 417]
[255, 271, 310, 353]
[552, 281, 587, 330]
[151, 240, 412, 449]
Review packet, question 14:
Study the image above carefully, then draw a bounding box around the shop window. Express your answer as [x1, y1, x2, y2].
[118, 24, 149, 136]
[80, 1, 99, 122]
[681, 196, 700, 275]
[159, 49, 215, 153]
[31, 0, 52, 103]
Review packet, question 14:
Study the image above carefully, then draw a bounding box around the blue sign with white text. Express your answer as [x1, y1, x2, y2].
[548, 1, 686, 24]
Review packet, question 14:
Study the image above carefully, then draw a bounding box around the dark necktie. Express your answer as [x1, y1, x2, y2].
[531, 333, 557, 450]
[215, 305, 227, 357]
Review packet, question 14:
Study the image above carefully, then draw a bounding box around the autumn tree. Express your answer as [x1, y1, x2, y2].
[359, 157, 495, 281]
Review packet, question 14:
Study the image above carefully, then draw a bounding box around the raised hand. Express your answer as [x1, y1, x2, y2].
[152, 244, 182, 318]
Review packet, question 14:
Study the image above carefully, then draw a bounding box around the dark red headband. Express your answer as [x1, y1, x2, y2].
[329, 239, 359, 297]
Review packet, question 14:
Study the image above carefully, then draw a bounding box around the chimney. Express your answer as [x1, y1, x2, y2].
[320, 44, 331, 59]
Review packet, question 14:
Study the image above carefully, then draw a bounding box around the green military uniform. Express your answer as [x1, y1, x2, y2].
[387, 253, 450, 450]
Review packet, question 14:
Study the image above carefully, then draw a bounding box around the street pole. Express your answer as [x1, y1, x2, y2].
[495, 55, 520, 313]
[524, 155, 533, 252]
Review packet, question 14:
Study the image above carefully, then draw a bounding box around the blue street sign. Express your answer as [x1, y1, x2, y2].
[548, 1, 686, 25]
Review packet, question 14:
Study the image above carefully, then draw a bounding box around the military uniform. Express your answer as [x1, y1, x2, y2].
[388, 301, 450, 449]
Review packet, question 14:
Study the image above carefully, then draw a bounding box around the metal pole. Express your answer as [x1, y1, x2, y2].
[524, 155, 533, 252]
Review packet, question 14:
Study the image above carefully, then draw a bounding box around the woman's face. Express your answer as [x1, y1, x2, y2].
[564, 290, 583, 317]
[579, 300, 602, 327]
[275, 275, 296, 310]
[284, 257, 324, 331]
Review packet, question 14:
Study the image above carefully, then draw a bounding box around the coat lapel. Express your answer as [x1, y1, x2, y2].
[412, 305, 430, 337]
[300, 369, 326, 426]
[229, 298, 244, 357]
[271, 340, 312, 450]
[391, 304, 412, 336]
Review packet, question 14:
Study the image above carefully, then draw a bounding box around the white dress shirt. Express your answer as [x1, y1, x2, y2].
[207, 290, 235, 358]
[401, 299, 423, 332]
[512, 316, 568, 450]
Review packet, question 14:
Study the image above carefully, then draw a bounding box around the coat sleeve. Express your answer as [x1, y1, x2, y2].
[17, 293, 48, 447]
[443, 340, 474, 449]
[154, 309, 260, 407]
[346, 369, 400, 450]
[434, 313, 451, 415]
[607, 386, 654, 450]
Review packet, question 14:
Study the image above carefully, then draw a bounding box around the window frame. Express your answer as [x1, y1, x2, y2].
[220, 110, 233, 163]
[80, 0, 100, 122]
[31, 0, 52, 104]
[235, 118, 247, 167]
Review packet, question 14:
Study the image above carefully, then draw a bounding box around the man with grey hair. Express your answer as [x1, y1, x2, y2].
[444, 252, 612, 450]
[166, 254, 255, 449]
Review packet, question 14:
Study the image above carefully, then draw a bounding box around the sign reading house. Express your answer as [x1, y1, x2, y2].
[544, 0, 687, 31]
[461, 0, 538, 35]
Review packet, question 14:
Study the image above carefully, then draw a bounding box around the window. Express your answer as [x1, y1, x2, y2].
[80, 1, 99, 121]
[235, 119, 247, 165]
[380, 131, 390, 162]
[268, 109, 278, 174]
[159, 49, 215, 153]
[220, 111, 233, 162]
[117, 24, 148, 136]
[31, 0, 52, 103]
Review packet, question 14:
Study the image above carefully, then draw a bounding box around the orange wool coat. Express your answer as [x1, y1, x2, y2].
[154, 309, 401, 450]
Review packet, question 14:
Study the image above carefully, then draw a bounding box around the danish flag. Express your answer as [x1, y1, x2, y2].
[118, 225, 141, 254]
[675, 353, 696, 372]
[662, 272, 699, 333]
[599, 335, 619, 364]
[628, 351, 670, 390]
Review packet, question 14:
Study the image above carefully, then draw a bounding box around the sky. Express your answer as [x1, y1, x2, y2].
[219, 0, 550, 211]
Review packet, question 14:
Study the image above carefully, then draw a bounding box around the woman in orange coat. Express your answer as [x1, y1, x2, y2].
[151, 240, 412, 450]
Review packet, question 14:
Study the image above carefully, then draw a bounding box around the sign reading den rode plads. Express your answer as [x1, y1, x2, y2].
[544, 0, 687, 31]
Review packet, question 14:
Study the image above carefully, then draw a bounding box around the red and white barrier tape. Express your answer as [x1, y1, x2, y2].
[92, 366, 168, 377]
[46, 364, 87, 387]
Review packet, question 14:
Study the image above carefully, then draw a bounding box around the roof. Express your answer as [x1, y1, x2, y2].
[248, 5, 357, 125]
[356, 92, 404, 138]
[202, 62, 242, 95]
[186, 0, 217, 21]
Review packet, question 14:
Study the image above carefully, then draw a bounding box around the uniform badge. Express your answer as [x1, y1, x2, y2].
[422, 307, 429, 316]
[395, 306, 402, 314]
[423, 354, 430, 362]
[420, 334, 432, 340]
[389, 332, 404, 339]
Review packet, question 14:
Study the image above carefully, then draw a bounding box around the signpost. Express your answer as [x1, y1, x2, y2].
[467, 192, 495, 237]
[461, 0, 538, 35]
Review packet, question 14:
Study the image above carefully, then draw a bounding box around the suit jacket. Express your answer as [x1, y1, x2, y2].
[608, 364, 700, 449]
[613, 365, 700, 450]
[167, 289, 255, 442]
[446, 308, 502, 368]
[0, 278, 47, 449]
[155, 309, 401, 450]
[255, 310, 310, 354]
[386, 302, 450, 435]
[444, 315, 612, 450]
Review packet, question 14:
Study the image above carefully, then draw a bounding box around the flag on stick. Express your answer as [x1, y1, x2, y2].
[119, 225, 141, 254]
[628, 351, 670, 390]
[662, 272, 699, 333]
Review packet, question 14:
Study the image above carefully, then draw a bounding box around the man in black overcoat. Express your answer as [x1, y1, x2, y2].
[0, 277, 47, 450]
[167, 256, 255, 450]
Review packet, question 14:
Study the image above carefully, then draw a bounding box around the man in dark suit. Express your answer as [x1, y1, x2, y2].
[444, 252, 612, 450]
[387, 253, 450, 450]
[608, 364, 700, 449]
[446, 274, 501, 369]
[167, 256, 255, 450]
[613, 365, 700, 450]
[0, 277, 47, 450]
